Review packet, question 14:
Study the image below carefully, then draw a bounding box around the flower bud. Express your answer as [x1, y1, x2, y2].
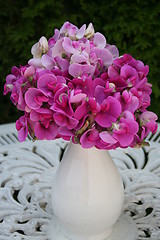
[85, 23, 94, 39]
[39, 36, 48, 53]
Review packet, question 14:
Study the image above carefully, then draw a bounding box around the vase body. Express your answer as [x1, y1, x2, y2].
[51, 142, 124, 240]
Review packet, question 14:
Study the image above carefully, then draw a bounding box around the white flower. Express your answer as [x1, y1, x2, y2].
[31, 36, 48, 58]
[85, 23, 94, 39]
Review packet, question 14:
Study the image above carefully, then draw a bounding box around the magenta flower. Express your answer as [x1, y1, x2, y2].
[69, 63, 95, 78]
[99, 132, 117, 145]
[98, 131, 118, 149]
[51, 85, 73, 115]
[95, 96, 122, 127]
[37, 73, 66, 98]
[3, 73, 17, 95]
[34, 121, 58, 140]
[80, 128, 99, 148]
[54, 112, 78, 129]
[112, 112, 139, 147]
[10, 80, 26, 110]
[116, 90, 139, 113]
[139, 111, 158, 134]
[30, 108, 53, 121]
[16, 115, 29, 142]
[3, 22, 158, 147]
[25, 88, 48, 110]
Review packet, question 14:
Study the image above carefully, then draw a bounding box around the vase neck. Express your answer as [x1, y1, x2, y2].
[63, 141, 111, 163]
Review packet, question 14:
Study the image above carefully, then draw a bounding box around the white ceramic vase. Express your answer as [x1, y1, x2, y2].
[51, 141, 124, 240]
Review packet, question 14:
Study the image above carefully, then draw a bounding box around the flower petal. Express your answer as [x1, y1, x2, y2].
[94, 32, 106, 48]
[99, 132, 117, 144]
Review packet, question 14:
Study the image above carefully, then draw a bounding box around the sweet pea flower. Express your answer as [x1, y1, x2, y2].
[139, 111, 158, 134]
[85, 23, 95, 39]
[34, 120, 58, 140]
[60, 21, 78, 38]
[53, 112, 79, 129]
[51, 85, 72, 115]
[31, 36, 48, 58]
[80, 128, 99, 148]
[23, 66, 35, 78]
[120, 64, 138, 87]
[30, 108, 53, 122]
[4, 65, 37, 111]
[29, 105, 59, 141]
[95, 96, 122, 127]
[29, 36, 55, 69]
[113, 54, 150, 87]
[105, 44, 119, 60]
[69, 63, 95, 78]
[51, 86, 80, 129]
[37, 73, 66, 98]
[60, 22, 91, 40]
[112, 111, 139, 147]
[99, 132, 118, 149]
[11, 80, 26, 110]
[4, 66, 26, 95]
[91, 47, 113, 68]
[93, 32, 106, 49]
[16, 115, 29, 142]
[115, 90, 139, 113]
[3, 21, 158, 147]
[25, 88, 48, 110]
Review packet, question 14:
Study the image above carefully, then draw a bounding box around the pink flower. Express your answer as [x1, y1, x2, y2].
[113, 54, 150, 88]
[24, 66, 35, 78]
[3, 22, 158, 148]
[29, 107, 59, 140]
[139, 111, 158, 134]
[34, 121, 58, 140]
[30, 108, 53, 122]
[53, 112, 78, 129]
[4, 65, 36, 111]
[51, 85, 73, 116]
[63, 37, 79, 54]
[99, 131, 118, 149]
[37, 73, 66, 98]
[31, 36, 48, 58]
[25, 88, 48, 110]
[3, 73, 17, 95]
[95, 96, 122, 127]
[115, 90, 139, 113]
[80, 128, 99, 148]
[93, 32, 106, 48]
[11, 81, 26, 110]
[60, 22, 78, 38]
[91, 47, 113, 68]
[16, 115, 28, 142]
[112, 111, 139, 147]
[69, 63, 95, 78]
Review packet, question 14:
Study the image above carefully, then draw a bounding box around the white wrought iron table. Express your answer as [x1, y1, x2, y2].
[0, 123, 160, 240]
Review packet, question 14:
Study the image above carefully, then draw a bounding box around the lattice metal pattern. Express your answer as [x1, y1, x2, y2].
[0, 123, 160, 240]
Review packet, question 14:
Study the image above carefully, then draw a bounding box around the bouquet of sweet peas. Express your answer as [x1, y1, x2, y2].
[3, 21, 158, 149]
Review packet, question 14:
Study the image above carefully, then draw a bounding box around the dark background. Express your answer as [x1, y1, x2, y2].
[1, 0, 160, 124]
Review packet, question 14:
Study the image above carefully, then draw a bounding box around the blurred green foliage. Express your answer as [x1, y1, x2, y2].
[1, 0, 160, 123]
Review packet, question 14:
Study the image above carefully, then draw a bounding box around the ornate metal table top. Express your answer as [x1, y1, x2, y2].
[0, 123, 160, 240]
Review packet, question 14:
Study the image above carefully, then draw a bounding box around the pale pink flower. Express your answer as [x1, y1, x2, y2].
[31, 36, 48, 58]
